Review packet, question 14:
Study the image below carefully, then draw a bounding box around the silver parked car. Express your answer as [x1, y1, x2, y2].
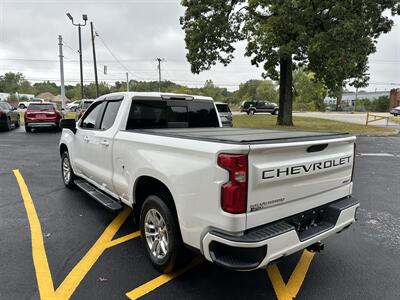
[215, 102, 233, 127]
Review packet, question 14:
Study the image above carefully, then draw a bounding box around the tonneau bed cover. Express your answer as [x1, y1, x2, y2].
[130, 128, 350, 144]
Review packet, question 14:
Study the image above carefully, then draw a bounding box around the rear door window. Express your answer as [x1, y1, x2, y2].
[100, 100, 122, 130]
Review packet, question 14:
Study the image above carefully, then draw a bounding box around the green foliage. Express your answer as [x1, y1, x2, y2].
[354, 96, 389, 112]
[0, 72, 33, 94]
[234, 79, 278, 103]
[33, 81, 59, 95]
[293, 69, 327, 111]
[180, 0, 399, 124]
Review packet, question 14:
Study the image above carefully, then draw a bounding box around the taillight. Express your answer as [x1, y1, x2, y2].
[351, 143, 356, 182]
[217, 153, 248, 214]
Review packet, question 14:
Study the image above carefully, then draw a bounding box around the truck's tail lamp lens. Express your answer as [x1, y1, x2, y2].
[218, 153, 248, 214]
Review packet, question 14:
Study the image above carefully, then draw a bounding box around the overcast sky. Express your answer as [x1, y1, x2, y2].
[0, 0, 399, 92]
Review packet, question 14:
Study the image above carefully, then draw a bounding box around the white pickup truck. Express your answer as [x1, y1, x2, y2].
[59, 92, 359, 273]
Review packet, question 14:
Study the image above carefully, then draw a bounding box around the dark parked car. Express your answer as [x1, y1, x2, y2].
[0, 101, 20, 131]
[240, 100, 279, 115]
[24, 102, 62, 132]
[390, 106, 400, 116]
[215, 102, 233, 127]
[76, 100, 94, 119]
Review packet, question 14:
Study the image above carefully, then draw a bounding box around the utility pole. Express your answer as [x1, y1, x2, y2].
[156, 58, 164, 92]
[126, 72, 129, 92]
[90, 21, 99, 98]
[58, 35, 66, 110]
[66, 13, 88, 99]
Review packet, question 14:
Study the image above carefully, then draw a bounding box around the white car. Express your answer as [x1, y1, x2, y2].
[66, 100, 81, 111]
[59, 92, 359, 273]
[18, 98, 44, 109]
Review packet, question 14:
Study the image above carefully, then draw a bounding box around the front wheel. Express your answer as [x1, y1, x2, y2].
[140, 195, 184, 273]
[248, 109, 255, 115]
[272, 109, 279, 115]
[5, 118, 12, 131]
[61, 151, 76, 188]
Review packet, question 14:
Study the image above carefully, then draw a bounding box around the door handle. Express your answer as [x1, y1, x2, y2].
[83, 136, 89, 143]
[100, 140, 109, 147]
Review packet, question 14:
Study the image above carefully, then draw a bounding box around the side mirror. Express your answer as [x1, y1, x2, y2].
[60, 118, 77, 134]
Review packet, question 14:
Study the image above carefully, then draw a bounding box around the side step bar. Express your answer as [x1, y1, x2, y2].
[74, 179, 123, 212]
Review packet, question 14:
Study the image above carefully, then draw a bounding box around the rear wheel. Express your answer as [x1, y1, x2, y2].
[19, 104, 26, 109]
[272, 109, 279, 115]
[140, 195, 184, 273]
[61, 152, 76, 188]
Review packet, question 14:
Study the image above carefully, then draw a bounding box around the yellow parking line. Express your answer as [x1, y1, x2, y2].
[266, 250, 315, 300]
[55, 207, 131, 299]
[286, 250, 315, 298]
[106, 231, 141, 249]
[126, 256, 204, 299]
[13, 169, 56, 300]
[267, 264, 293, 300]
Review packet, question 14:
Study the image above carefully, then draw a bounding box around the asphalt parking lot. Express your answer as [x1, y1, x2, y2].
[1, 128, 400, 300]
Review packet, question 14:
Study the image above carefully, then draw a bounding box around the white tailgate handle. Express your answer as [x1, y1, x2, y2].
[83, 136, 90, 143]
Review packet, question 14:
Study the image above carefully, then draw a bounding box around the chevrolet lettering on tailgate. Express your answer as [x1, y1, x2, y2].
[262, 156, 352, 180]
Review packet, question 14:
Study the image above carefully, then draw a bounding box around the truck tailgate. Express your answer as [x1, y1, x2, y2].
[246, 136, 355, 229]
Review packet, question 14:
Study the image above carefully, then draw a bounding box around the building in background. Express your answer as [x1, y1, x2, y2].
[389, 89, 400, 108]
[324, 91, 389, 106]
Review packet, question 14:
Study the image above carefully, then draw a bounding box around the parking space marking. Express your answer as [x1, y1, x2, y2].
[106, 231, 141, 249]
[14, 169, 315, 300]
[13, 169, 140, 300]
[125, 256, 204, 299]
[13, 169, 55, 300]
[267, 250, 315, 300]
[55, 207, 132, 299]
[286, 250, 315, 297]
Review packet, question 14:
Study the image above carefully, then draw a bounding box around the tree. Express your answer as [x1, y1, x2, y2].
[0, 72, 32, 93]
[180, 0, 399, 125]
[293, 69, 327, 111]
[33, 81, 59, 95]
[235, 79, 277, 102]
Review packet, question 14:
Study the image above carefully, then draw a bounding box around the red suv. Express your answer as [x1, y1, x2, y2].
[24, 102, 62, 132]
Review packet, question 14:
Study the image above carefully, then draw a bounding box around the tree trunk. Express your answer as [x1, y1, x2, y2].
[277, 56, 294, 126]
[335, 84, 343, 111]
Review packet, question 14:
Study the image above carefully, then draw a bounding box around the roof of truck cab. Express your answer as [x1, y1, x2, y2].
[99, 92, 213, 101]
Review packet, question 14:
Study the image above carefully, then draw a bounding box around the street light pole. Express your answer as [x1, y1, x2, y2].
[90, 21, 99, 98]
[66, 13, 88, 99]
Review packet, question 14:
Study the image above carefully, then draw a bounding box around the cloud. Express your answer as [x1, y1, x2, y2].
[0, 0, 399, 92]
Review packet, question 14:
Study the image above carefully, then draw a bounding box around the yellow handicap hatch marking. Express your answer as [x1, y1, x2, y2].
[13, 169, 315, 300]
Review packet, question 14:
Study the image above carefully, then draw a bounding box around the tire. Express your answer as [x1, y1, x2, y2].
[272, 109, 279, 115]
[61, 152, 76, 188]
[5, 118, 12, 131]
[19, 104, 26, 109]
[140, 195, 184, 273]
[248, 109, 255, 115]
[25, 125, 32, 133]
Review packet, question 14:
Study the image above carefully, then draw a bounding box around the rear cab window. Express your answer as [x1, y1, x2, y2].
[126, 99, 219, 130]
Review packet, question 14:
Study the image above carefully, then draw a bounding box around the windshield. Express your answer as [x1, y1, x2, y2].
[83, 102, 93, 109]
[0, 102, 11, 110]
[28, 104, 55, 111]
